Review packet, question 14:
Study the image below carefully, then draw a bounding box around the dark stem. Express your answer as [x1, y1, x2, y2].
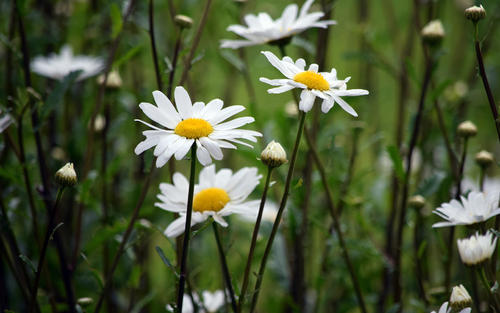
[29, 187, 65, 313]
[149, 0, 164, 91]
[179, 0, 213, 85]
[412, 207, 428, 305]
[249, 111, 306, 313]
[473, 32, 500, 142]
[238, 166, 273, 312]
[392, 54, 433, 311]
[94, 161, 156, 313]
[175, 144, 197, 313]
[212, 223, 238, 313]
[433, 98, 458, 177]
[168, 30, 183, 99]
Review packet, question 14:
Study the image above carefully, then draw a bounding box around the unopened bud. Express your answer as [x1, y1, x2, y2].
[465, 5, 486, 22]
[409, 195, 426, 209]
[450, 285, 473, 311]
[457, 120, 477, 137]
[421, 20, 445, 44]
[77, 297, 93, 306]
[174, 15, 193, 29]
[475, 150, 494, 167]
[261, 141, 287, 167]
[55, 163, 77, 187]
[97, 70, 122, 89]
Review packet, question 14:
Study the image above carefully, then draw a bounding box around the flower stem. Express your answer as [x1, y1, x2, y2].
[29, 187, 65, 313]
[212, 222, 238, 313]
[249, 111, 306, 313]
[238, 166, 273, 312]
[472, 24, 500, 142]
[149, 0, 164, 91]
[176, 144, 197, 313]
[94, 161, 156, 313]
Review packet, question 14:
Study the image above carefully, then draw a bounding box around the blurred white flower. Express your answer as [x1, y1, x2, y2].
[135, 87, 261, 167]
[166, 291, 225, 313]
[461, 177, 500, 194]
[31, 45, 104, 81]
[457, 231, 497, 266]
[221, 0, 336, 49]
[157, 164, 261, 237]
[432, 191, 500, 227]
[430, 301, 471, 313]
[260, 51, 368, 115]
[0, 109, 13, 133]
[238, 201, 279, 224]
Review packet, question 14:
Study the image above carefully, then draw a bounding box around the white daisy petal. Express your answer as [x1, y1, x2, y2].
[299, 90, 316, 112]
[174, 86, 193, 119]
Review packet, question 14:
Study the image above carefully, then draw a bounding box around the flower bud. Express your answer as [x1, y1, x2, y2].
[457, 231, 497, 266]
[450, 285, 473, 311]
[421, 20, 445, 44]
[465, 5, 486, 22]
[174, 15, 193, 29]
[457, 120, 477, 138]
[261, 141, 287, 167]
[88, 114, 106, 133]
[475, 150, 494, 167]
[77, 297, 93, 307]
[97, 70, 122, 89]
[55, 163, 77, 187]
[409, 195, 426, 209]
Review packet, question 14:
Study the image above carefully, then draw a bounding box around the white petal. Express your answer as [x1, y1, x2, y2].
[174, 86, 193, 119]
[299, 90, 316, 112]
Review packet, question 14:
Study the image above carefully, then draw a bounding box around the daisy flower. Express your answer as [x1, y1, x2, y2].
[31, 45, 104, 81]
[457, 231, 497, 266]
[166, 290, 225, 313]
[259, 51, 369, 115]
[156, 164, 261, 237]
[432, 191, 500, 228]
[221, 0, 336, 49]
[430, 301, 471, 313]
[134, 87, 261, 167]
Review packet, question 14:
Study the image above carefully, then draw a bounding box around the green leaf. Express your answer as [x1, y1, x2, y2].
[19, 254, 36, 273]
[417, 241, 427, 259]
[114, 45, 143, 69]
[386, 145, 405, 181]
[220, 50, 245, 72]
[155, 246, 179, 278]
[110, 3, 123, 39]
[50, 222, 64, 240]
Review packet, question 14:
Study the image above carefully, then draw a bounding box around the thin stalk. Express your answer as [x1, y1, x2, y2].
[432, 98, 458, 176]
[249, 111, 306, 313]
[472, 23, 500, 142]
[479, 166, 485, 192]
[176, 144, 197, 313]
[94, 161, 156, 313]
[478, 266, 500, 311]
[393, 54, 434, 311]
[412, 207, 428, 305]
[179, 0, 213, 85]
[29, 187, 65, 313]
[303, 126, 368, 313]
[149, 0, 163, 91]
[238, 166, 273, 312]
[212, 223, 237, 313]
[168, 30, 183, 99]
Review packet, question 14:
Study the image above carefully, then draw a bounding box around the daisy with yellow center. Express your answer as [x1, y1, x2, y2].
[156, 165, 262, 237]
[135, 86, 262, 167]
[259, 51, 369, 115]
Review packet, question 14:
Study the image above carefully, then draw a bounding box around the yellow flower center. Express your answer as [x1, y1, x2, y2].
[193, 188, 230, 212]
[174, 118, 213, 139]
[293, 71, 330, 91]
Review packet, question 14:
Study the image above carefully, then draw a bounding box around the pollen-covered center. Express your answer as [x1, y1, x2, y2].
[174, 118, 213, 139]
[293, 71, 330, 91]
[193, 188, 230, 212]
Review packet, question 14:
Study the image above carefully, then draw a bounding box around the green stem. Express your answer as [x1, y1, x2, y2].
[29, 187, 65, 313]
[176, 144, 197, 313]
[212, 223, 237, 313]
[238, 166, 273, 312]
[249, 111, 306, 313]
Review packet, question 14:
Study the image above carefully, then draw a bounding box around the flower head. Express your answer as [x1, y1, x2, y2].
[157, 165, 261, 237]
[421, 20, 445, 44]
[457, 120, 477, 138]
[31, 45, 104, 81]
[432, 191, 500, 227]
[430, 301, 471, 313]
[135, 87, 261, 167]
[221, 0, 336, 49]
[55, 162, 77, 187]
[261, 140, 287, 167]
[167, 291, 225, 313]
[465, 5, 486, 22]
[457, 231, 497, 266]
[450, 285, 472, 311]
[259, 51, 368, 115]
[475, 150, 494, 167]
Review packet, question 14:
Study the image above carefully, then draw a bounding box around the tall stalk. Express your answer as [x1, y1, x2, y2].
[249, 111, 306, 313]
[212, 223, 237, 313]
[176, 145, 198, 313]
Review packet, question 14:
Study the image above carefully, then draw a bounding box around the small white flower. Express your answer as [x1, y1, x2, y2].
[157, 164, 262, 237]
[432, 191, 500, 227]
[135, 86, 261, 167]
[259, 51, 369, 115]
[238, 201, 280, 224]
[221, 0, 336, 49]
[166, 291, 225, 313]
[457, 231, 497, 266]
[430, 301, 471, 313]
[31, 45, 104, 81]
[450, 285, 472, 311]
